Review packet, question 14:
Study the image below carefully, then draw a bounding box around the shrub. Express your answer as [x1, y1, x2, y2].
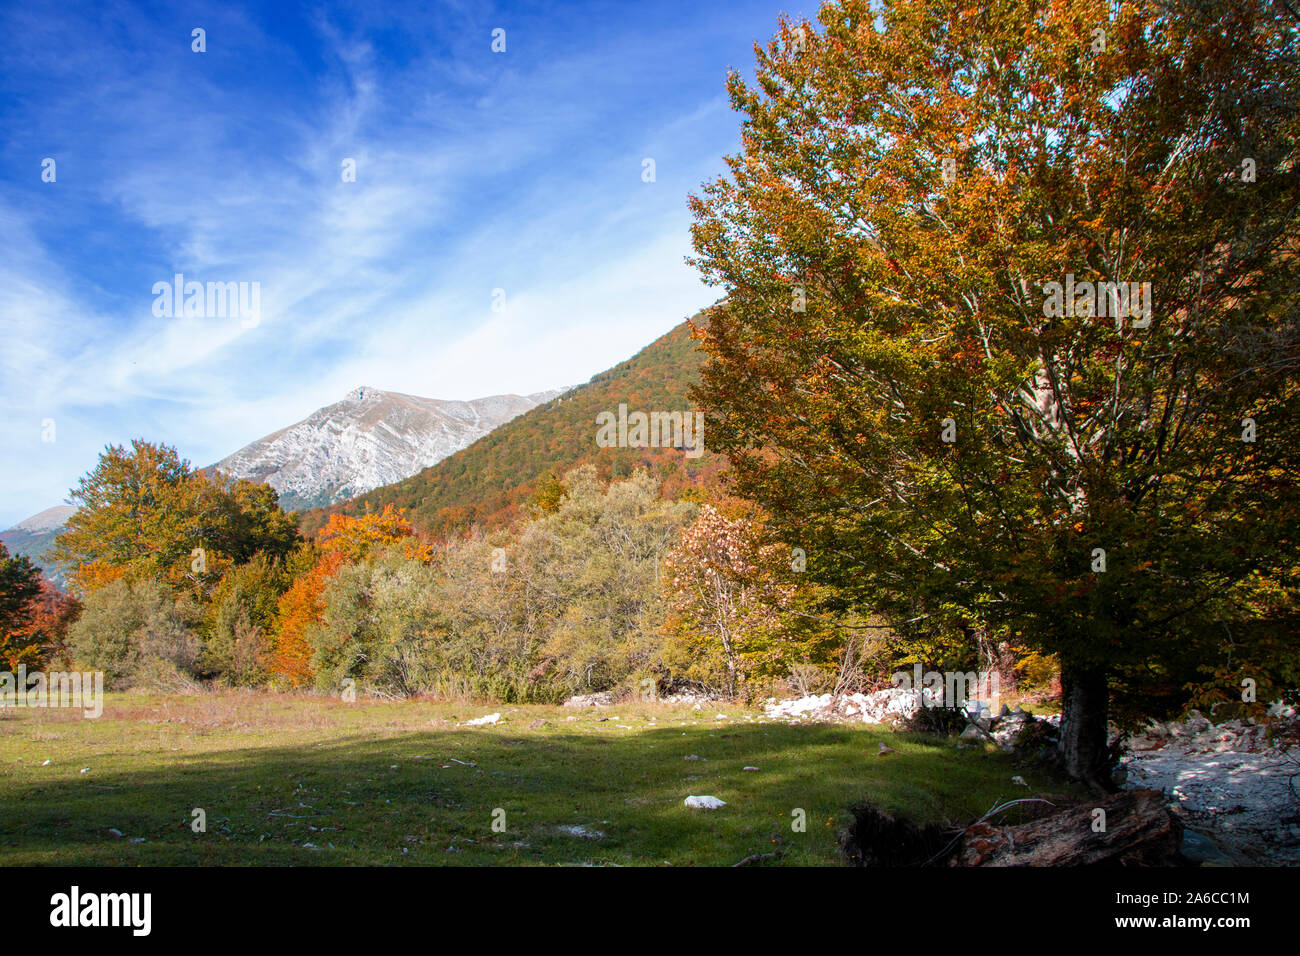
[67, 578, 202, 688]
[202, 554, 288, 686]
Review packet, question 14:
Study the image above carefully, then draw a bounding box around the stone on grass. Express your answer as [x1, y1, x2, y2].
[684, 795, 726, 810]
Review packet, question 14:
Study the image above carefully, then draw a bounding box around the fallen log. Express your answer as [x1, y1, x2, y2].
[841, 789, 1182, 867]
[948, 789, 1182, 866]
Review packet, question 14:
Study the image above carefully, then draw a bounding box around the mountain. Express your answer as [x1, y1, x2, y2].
[6, 384, 566, 584]
[0, 505, 77, 586]
[210, 386, 567, 511]
[299, 317, 724, 540]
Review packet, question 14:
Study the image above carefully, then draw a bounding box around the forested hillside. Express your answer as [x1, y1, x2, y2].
[299, 319, 724, 539]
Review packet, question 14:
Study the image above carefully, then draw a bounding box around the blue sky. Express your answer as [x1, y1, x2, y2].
[0, 0, 814, 527]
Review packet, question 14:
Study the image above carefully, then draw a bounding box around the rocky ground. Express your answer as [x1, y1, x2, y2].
[1120, 708, 1300, 865]
[754, 690, 1300, 866]
[760, 688, 942, 724]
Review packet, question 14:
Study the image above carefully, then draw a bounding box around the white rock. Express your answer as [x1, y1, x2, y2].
[466, 713, 501, 726]
[661, 691, 716, 705]
[1121, 711, 1300, 864]
[1267, 699, 1297, 719]
[684, 795, 726, 810]
[762, 688, 942, 726]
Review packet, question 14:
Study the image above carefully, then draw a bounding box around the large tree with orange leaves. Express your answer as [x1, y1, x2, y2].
[688, 0, 1300, 789]
[51, 440, 299, 597]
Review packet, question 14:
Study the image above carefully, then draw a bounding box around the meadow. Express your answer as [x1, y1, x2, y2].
[0, 692, 1060, 866]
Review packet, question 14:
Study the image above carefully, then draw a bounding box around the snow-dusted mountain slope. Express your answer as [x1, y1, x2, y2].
[211, 386, 567, 511]
[7, 505, 76, 532]
[0, 505, 77, 586]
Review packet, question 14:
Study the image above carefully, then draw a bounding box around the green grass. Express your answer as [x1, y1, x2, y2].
[0, 691, 1063, 866]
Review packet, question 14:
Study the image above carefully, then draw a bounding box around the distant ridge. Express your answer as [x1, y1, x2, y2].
[8, 505, 75, 532]
[299, 317, 723, 539]
[0, 505, 76, 586]
[211, 386, 566, 511]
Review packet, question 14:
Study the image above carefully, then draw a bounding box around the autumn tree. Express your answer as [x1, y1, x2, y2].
[688, 0, 1300, 788]
[269, 551, 339, 688]
[67, 578, 202, 688]
[201, 552, 300, 685]
[0, 543, 44, 669]
[50, 440, 299, 596]
[10, 579, 80, 670]
[222, 478, 301, 566]
[300, 469, 696, 700]
[662, 505, 796, 696]
[531, 472, 566, 515]
[315, 504, 427, 564]
[527, 467, 694, 695]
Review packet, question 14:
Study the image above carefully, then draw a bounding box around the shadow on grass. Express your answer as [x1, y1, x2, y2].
[0, 721, 1055, 866]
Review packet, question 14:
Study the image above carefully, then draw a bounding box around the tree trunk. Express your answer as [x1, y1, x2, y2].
[1058, 662, 1115, 793]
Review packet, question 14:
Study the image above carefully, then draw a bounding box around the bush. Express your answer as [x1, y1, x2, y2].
[202, 555, 288, 686]
[67, 578, 202, 688]
[309, 547, 445, 697]
[304, 467, 696, 701]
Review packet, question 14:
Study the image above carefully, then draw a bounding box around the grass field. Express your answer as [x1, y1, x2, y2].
[0, 691, 1067, 866]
